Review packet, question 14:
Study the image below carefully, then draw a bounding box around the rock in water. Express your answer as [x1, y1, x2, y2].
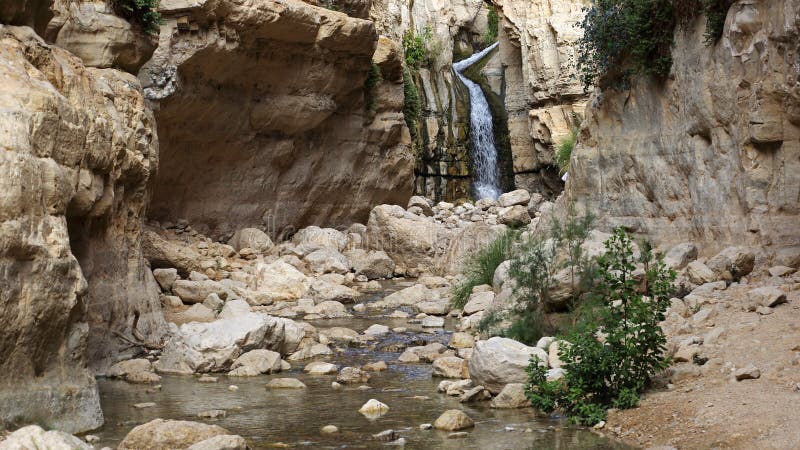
[433, 410, 475, 431]
[118, 419, 230, 450]
[490, 383, 531, 409]
[265, 378, 307, 389]
[359, 399, 389, 418]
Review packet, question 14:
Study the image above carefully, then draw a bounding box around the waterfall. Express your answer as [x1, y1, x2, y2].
[453, 42, 501, 200]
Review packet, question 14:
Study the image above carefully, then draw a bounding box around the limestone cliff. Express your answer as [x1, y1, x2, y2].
[489, 0, 588, 196]
[563, 0, 800, 251]
[0, 25, 166, 433]
[140, 0, 414, 239]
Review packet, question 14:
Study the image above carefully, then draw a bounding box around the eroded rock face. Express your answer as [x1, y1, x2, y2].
[489, 0, 587, 195]
[561, 0, 800, 249]
[0, 25, 166, 433]
[141, 0, 413, 238]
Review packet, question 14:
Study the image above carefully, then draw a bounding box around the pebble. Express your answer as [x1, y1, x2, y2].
[198, 409, 226, 419]
[84, 435, 100, 443]
[133, 402, 156, 409]
[331, 381, 342, 390]
[198, 375, 218, 383]
[420, 423, 433, 430]
[734, 365, 761, 381]
[447, 432, 469, 439]
[228, 385, 239, 391]
[321, 425, 338, 434]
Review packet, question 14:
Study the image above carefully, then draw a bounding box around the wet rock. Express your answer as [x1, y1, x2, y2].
[420, 423, 433, 430]
[398, 351, 420, 363]
[445, 379, 474, 396]
[448, 432, 469, 439]
[364, 324, 391, 336]
[359, 399, 389, 418]
[363, 361, 388, 372]
[0, 425, 92, 449]
[107, 359, 161, 383]
[198, 375, 218, 383]
[372, 429, 397, 441]
[422, 316, 445, 328]
[265, 378, 307, 389]
[460, 385, 491, 403]
[197, 409, 226, 419]
[337, 367, 371, 384]
[287, 343, 332, 361]
[304, 361, 339, 375]
[407, 343, 447, 362]
[469, 337, 548, 393]
[319, 327, 360, 344]
[134, 402, 157, 409]
[118, 419, 229, 450]
[490, 383, 531, 408]
[433, 410, 474, 431]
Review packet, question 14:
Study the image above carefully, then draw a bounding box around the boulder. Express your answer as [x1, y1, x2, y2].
[251, 261, 310, 304]
[463, 291, 494, 315]
[433, 410, 474, 431]
[106, 359, 161, 383]
[459, 385, 491, 403]
[229, 228, 273, 253]
[362, 361, 388, 372]
[318, 327, 360, 343]
[407, 196, 434, 215]
[304, 361, 339, 375]
[305, 248, 349, 274]
[186, 435, 248, 450]
[469, 337, 548, 393]
[202, 294, 225, 311]
[366, 204, 445, 275]
[173, 280, 228, 304]
[156, 313, 302, 373]
[407, 343, 447, 362]
[218, 299, 251, 319]
[768, 266, 797, 277]
[449, 332, 475, 349]
[312, 300, 349, 318]
[371, 284, 438, 308]
[348, 249, 396, 279]
[497, 205, 531, 227]
[364, 324, 390, 336]
[292, 226, 348, 255]
[498, 189, 531, 207]
[664, 243, 698, 270]
[287, 343, 332, 361]
[154, 268, 179, 292]
[706, 247, 755, 281]
[266, 378, 307, 389]
[548, 340, 567, 369]
[175, 304, 216, 323]
[749, 286, 787, 308]
[686, 261, 718, 285]
[0, 425, 91, 450]
[417, 299, 450, 315]
[432, 357, 469, 378]
[421, 316, 445, 328]
[228, 349, 282, 376]
[118, 419, 229, 450]
[309, 279, 359, 303]
[490, 383, 531, 408]
[359, 399, 389, 417]
[492, 260, 513, 291]
[337, 367, 371, 384]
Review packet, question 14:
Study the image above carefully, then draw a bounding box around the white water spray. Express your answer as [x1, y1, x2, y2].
[453, 42, 501, 200]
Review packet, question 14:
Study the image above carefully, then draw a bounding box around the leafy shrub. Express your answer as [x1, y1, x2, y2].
[403, 27, 432, 69]
[451, 230, 520, 309]
[483, 7, 499, 45]
[555, 127, 578, 175]
[365, 63, 383, 113]
[525, 228, 676, 425]
[402, 68, 422, 137]
[115, 0, 161, 34]
[577, 0, 676, 91]
[490, 214, 595, 344]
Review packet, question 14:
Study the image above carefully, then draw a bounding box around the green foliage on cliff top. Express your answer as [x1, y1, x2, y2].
[526, 228, 676, 425]
[402, 68, 422, 137]
[115, 0, 161, 34]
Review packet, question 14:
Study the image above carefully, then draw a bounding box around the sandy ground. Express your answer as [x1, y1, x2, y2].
[599, 270, 800, 449]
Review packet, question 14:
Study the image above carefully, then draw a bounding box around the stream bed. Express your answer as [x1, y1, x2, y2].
[92, 283, 631, 449]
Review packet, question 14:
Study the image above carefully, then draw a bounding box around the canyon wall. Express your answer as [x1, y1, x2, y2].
[0, 25, 166, 432]
[563, 0, 800, 251]
[489, 0, 588, 197]
[141, 0, 414, 240]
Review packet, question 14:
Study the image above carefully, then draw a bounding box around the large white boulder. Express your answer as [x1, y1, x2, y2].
[251, 260, 310, 304]
[292, 226, 347, 255]
[304, 248, 349, 274]
[498, 189, 531, 207]
[229, 227, 273, 253]
[156, 313, 302, 373]
[0, 425, 91, 450]
[468, 337, 548, 394]
[347, 249, 396, 279]
[369, 283, 438, 309]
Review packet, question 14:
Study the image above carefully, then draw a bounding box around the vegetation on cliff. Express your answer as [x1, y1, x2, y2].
[526, 228, 676, 425]
[115, 0, 161, 34]
[577, 0, 734, 90]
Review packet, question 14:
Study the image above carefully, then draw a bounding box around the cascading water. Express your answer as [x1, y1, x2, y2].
[453, 42, 501, 200]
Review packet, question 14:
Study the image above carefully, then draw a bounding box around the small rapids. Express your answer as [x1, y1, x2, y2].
[453, 43, 502, 200]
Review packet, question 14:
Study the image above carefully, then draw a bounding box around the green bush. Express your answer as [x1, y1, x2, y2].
[483, 7, 499, 45]
[525, 228, 676, 425]
[403, 27, 432, 69]
[577, 0, 676, 91]
[402, 68, 422, 137]
[555, 127, 578, 175]
[451, 230, 520, 309]
[365, 63, 383, 113]
[115, 0, 161, 34]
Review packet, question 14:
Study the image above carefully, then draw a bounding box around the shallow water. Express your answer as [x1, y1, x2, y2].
[93, 284, 631, 449]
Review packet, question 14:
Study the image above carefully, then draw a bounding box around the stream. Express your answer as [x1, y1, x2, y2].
[92, 282, 630, 449]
